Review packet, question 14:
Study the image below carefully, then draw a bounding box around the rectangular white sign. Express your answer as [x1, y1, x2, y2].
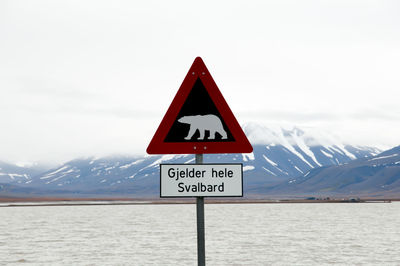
[160, 164, 243, 197]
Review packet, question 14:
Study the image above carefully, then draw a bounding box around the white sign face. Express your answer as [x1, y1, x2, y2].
[160, 164, 243, 197]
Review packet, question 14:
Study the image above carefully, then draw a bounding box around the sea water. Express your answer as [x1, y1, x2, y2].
[1, 202, 400, 265]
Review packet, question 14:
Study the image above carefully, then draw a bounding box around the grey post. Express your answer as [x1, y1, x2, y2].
[196, 153, 205, 266]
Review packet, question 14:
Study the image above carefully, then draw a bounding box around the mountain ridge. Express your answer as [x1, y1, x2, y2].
[262, 145, 400, 197]
[0, 123, 386, 198]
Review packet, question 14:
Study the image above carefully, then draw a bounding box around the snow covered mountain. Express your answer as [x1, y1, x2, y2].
[0, 123, 382, 197]
[0, 161, 45, 184]
[267, 145, 400, 197]
[242, 123, 380, 179]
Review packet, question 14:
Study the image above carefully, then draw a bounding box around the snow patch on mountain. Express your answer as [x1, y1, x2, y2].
[119, 159, 145, 169]
[40, 166, 70, 180]
[321, 150, 333, 158]
[148, 154, 181, 168]
[263, 155, 277, 166]
[369, 154, 398, 161]
[262, 167, 277, 176]
[243, 165, 255, 171]
[294, 166, 303, 174]
[242, 153, 255, 161]
[290, 129, 322, 166]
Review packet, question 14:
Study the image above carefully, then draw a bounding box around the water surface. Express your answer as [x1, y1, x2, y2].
[1, 203, 399, 265]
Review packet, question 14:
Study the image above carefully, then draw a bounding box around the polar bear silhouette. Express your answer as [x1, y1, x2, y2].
[178, 114, 228, 140]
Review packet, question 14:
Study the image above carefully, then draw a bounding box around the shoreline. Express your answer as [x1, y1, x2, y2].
[0, 197, 396, 207]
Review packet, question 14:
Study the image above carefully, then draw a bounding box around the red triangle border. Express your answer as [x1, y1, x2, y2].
[146, 57, 253, 154]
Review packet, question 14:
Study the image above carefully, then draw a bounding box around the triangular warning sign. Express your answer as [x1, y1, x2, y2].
[146, 57, 253, 154]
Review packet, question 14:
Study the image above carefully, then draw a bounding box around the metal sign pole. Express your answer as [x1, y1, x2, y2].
[196, 153, 205, 266]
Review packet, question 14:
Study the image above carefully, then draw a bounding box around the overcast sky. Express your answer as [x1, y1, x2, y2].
[1, 0, 399, 165]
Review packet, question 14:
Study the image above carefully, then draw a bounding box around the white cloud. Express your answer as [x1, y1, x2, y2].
[1, 0, 399, 163]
